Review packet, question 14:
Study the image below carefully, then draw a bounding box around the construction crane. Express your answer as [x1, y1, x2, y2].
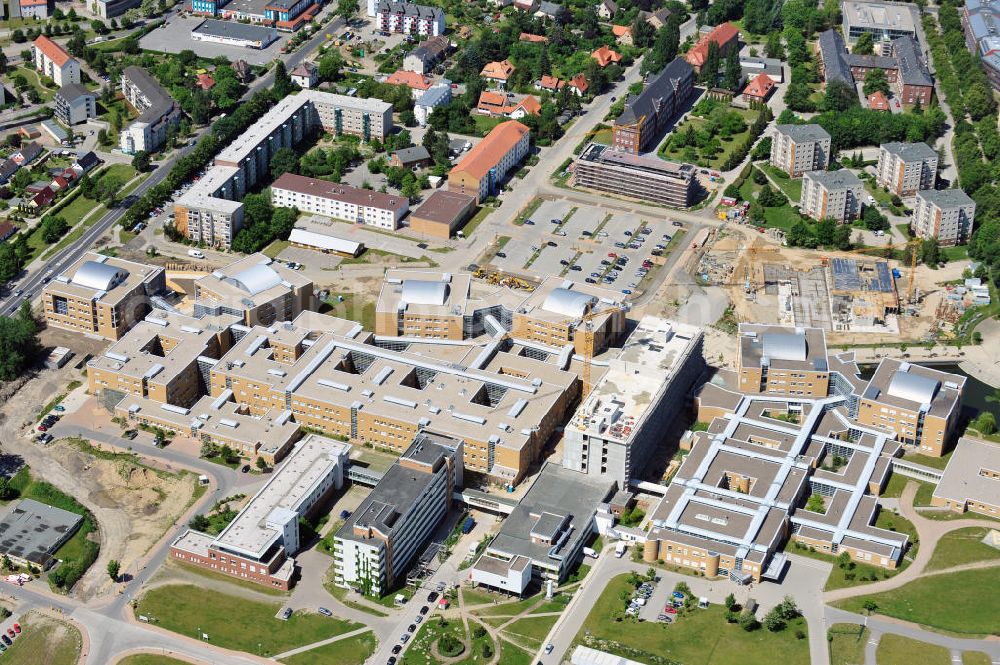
[905, 238, 921, 308]
[579, 304, 626, 399]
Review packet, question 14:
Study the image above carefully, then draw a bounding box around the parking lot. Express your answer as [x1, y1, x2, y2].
[139, 16, 286, 65]
[498, 200, 685, 296]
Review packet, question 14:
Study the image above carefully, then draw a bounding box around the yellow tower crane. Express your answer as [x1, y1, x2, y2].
[579, 304, 626, 399]
[905, 237, 921, 308]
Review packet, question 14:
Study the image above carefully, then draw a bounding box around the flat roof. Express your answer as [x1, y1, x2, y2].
[775, 124, 830, 143]
[843, 0, 917, 32]
[917, 188, 975, 209]
[570, 317, 702, 445]
[195, 253, 311, 311]
[0, 499, 83, 565]
[578, 143, 695, 181]
[411, 189, 476, 225]
[46, 252, 163, 306]
[192, 18, 275, 41]
[738, 323, 829, 372]
[881, 142, 937, 162]
[213, 434, 350, 557]
[804, 168, 863, 191]
[861, 358, 964, 419]
[933, 436, 1000, 508]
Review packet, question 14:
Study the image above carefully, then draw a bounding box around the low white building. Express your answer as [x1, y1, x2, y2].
[191, 19, 278, 49]
[414, 84, 452, 127]
[271, 172, 409, 230]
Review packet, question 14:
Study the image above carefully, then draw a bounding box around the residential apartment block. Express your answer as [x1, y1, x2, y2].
[612, 58, 693, 155]
[931, 437, 1000, 516]
[42, 253, 166, 341]
[192, 253, 315, 326]
[119, 66, 182, 155]
[574, 142, 696, 207]
[801, 169, 864, 222]
[333, 432, 462, 596]
[876, 142, 938, 196]
[175, 90, 392, 246]
[912, 188, 976, 246]
[170, 435, 350, 590]
[32, 36, 80, 87]
[770, 124, 831, 177]
[856, 358, 965, 456]
[54, 84, 96, 126]
[448, 121, 530, 202]
[270, 172, 409, 230]
[562, 317, 704, 485]
[819, 31, 934, 107]
[736, 324, 830, 397]
[374, 270, 627, 357]
[374, 0, 445, 36]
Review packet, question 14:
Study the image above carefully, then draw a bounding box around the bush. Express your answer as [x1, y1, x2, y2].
[763, 608, 786, 632]
[738, 610, 760, 631]
[438, 634, 465, 657]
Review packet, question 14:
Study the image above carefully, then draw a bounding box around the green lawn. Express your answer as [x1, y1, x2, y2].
[461, 204, 493, 239]
[263, 239, 290, 258]
[875, 634, 950, 665]
[926, 527, 1000, 571]
[475, 114, 504, 136]
[513, 197, 543, 226]
[497, 641, 534, 665]
[473, 593, 543, 617]
[828, 624, 868, 665]
[322, 292, 375, 331]
[577, 574, 810, 665]
[834, 568, 1000, 636]
[117, 656, 193, 665]
[463, 587, 500, 606]
[322, 581, 390, 618]
[902, 451, 953, 471]
[137, 584, 363, 656]
[503, 614, 558, 647]
[880, 475, 934, 506]
[760, 164, 803, 202]
[1, 614, 81, 665]
[785, 541, 897, 591]
[402, 616, 496, 665]
[963, 652, 992, 665]
[659, 108, 758, 170]
[873, 510, 918, 559]
[280, 631, 377, 665]
[10, 65, 57, 102]
[763, 204, 806, 231]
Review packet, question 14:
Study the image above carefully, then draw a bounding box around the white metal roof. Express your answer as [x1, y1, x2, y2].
[762, 332, 807, 362]
[887, 369, 939, 405]
[225, 263, 282, 296]
[288, 228, 362, 254]
[401, 279, 449, 306]
[541, 287, 595, 318]
[72, 261, 128, 291]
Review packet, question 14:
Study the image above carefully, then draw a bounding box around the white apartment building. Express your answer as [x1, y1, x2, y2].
[912, 189, 976, 246]
[119, 66, 181, 155]
[373, 0, 446, 36]
[334, 433, 462, 597]
[770, 124, 831, 177]
[801, 169, 864, 222]
[32, 36, 80, 88]
[270, 173, 409, 229]
[876, 142, 938, 196]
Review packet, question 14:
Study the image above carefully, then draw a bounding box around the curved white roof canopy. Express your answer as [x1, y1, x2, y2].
[72, 261, 128, 291]
[541, 288, 596, 318]
[225, 263, 282, 296]
[887, 370, 940, 405]
[401, 280, 449, 306]
[762, 332, 807, 362]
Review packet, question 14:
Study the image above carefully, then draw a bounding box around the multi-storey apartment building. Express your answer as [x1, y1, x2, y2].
[562, 317, 704, 485]
[42, 253, 165, 341]
[175, 90, 392, 246]
[170, 435, 350, 590]
[333, 432, 462, 596]
[204, 311, 577, 484]
[54, 84, 96, 126]
[270, 173, 409, 230]
[32, 36, 80, 87]
[574, 142, 696, 207]
[770, 124, 832, 177]
[448, 121, 530, 202]
[374, 270, 626, 357]
[737, 324, 831, 397]
[801, 169, 864, 222]
[374, 0, 445, 36]
[192, 254, 315, 325]
[912, 188, 977, 246]
[876, 142, 937, 197]
[856, 358, 965, 456]
[119, 66, 182, 155]
[612, 58, 693, 154]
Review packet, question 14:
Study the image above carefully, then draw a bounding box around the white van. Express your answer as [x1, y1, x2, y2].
[188, 249, 205, 259]
[615, 541, 626, 558]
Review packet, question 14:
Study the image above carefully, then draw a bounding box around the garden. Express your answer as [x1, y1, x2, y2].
[659, 98, 758, 170]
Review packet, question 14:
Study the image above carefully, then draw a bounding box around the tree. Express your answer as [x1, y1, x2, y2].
[107, 559, 120, 581]
[131, 151, 151, 172]
[863, 205, 889, 231]
[723, 48, 742, 91]
[823, 79, 859, 112]
[700, 41, 722, 84]
[318, 49, 344, 83]
[724, 593, 737, 610]
[631, 15, 656, 48]
[763, 607, 786, 632]
[644, 19, 680, 74]
[862, 69, 890, 97]
[0, 301, 41, 381]
[833, 223, 853, 250]
[765, 32, 784, 60]
[853, 32, 875, 55]
[0, 477, 16, 501]
[336, 0, 359, 20]
[738, 610, 760, 631]
[189, 514, 210, 531]
[971, 411, 997, 435]
[964, 82, 997, 121]
[921, 237, 941, 265]
[862, 600, 878, 615]
[40, 217, 69, 244]
[269, 147, 298, 178]
[272, 61, 295, 98]
[256, 456, 268, 470]
[806, 494, 826, 513]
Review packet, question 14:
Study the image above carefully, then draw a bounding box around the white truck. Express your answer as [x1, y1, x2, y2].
[583, 547, 599, 559]
[615, 541, 626, 558]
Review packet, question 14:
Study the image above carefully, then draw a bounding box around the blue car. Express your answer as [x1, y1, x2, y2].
[672, 592, 685, 600]
[622, 289, 632, 295]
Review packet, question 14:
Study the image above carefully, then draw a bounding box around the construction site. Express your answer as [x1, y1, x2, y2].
[695, 226, 972, 345]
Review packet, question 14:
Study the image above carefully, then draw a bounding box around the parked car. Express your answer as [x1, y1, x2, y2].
[427, 592, 438, 603]
[559, 259, 569, 265]
[415, 615, 423, 624]
[53, 405, 65, 412]
[524, 219, 535, 225]
[664, 606, 677, 614]
[570, 265, 582, 271]
[281, 607, 292, 620]
[124, 430, 138, 440]
[419, 605, 429, 615]
[495, 252, 507, 258]
[400, 634, 410, 644]
[622, 289, 633, 295]
[407, 624, 416, 633]
[10, 624, 18, 634]
[585, 278, 597, 284]
[545, 644, 554, 654]
[319, 607, 334, 617]
[392, 645, 402, 654]
[387, 658, 397, 665]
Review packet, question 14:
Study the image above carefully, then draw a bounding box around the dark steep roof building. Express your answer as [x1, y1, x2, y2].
[613, 57, 693, 155]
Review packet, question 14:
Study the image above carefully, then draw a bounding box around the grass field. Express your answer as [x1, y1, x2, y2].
[659, 107, 757, 170]
[763, 204, 806, 231]
[263, 239, 290, 258]
[902, 451, 953, 471]
[503, 614, 558, 647]
[116, 655, 193, 665]
[280, 631, 377, 665]
[462, 204, 494, 239]
[473, 593, 543, 618]
[760, 165, 803, 202]
[785, 540, 901, 591]
[402, 616, 496, 665]
[463, 587, 499, 606]
[926, 527, 1000, 571]
[828, 624, 867, 665]
[322, 292, 376, 331]
[137, 584, 362, 656]
[963, 652, 992, 665]
[834, 568, 1000, 636]
[875, 634, 950, 665]
[475, 114, 504, 136]
[1, 613, 82, 665]
[497, 641, 534, 665]
[577, 574, 810, 665]
[880, 475, 934, 506]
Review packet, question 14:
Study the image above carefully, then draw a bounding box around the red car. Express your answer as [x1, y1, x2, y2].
[37, 424, 47, 432]
[607, 252, 617, 258]
[663, 606, 678, 614]
[11, 624, 19, 634]
[6, 628, 13, 638]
